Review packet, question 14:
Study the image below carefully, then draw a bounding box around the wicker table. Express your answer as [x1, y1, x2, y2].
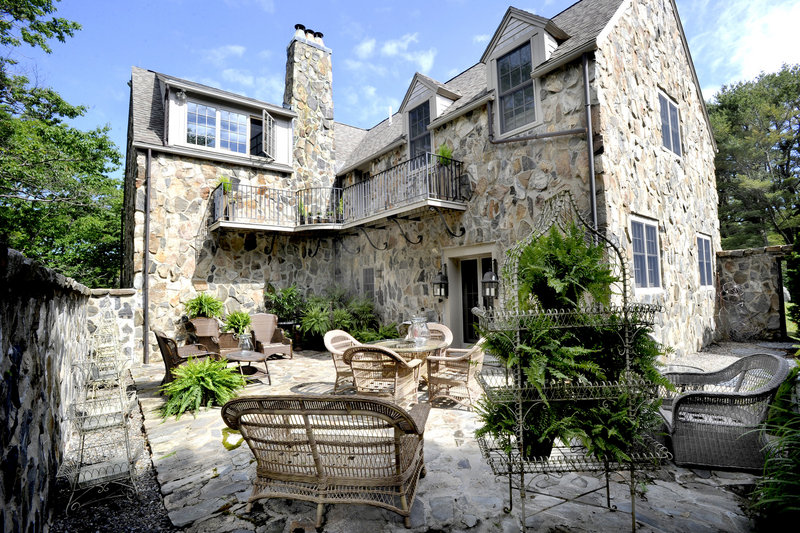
[371, 338, 448, 381]
[225, 350, 271, 385]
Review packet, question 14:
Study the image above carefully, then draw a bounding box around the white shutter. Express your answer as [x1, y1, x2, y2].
[262, 109, 275, 161]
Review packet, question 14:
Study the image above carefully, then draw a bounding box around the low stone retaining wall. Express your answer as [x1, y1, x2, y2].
[0, 248, 137, 533]
[1, 248, 90, 533]
[717, 245, 792, 341]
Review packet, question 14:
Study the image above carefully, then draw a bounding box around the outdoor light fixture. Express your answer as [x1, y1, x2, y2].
[175, 89, 187, 103]
[482, 259, 499, 305]
[433, 265, 449, 299]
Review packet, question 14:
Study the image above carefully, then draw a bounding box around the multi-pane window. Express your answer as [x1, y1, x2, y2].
[187, 102, 216, 147]
[697, 235, 713, 286]
[363, 268, 375, 300]
[631, 219, 661, 289]
[408, 102, 431, 159]
[220, 110, 247, 153]
[185, 100, 274, 159]
[659, 93, 681, 156]
[497, 44, 535, 132]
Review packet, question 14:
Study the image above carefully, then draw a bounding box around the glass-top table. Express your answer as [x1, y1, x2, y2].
[370, 338, 449, 381]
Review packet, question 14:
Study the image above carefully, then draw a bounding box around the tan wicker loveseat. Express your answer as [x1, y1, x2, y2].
[221, 395, 430, 528]
[659, 352, 790, 471]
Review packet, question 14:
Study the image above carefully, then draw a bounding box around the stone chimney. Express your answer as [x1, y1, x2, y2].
[284, 24, 334, 189]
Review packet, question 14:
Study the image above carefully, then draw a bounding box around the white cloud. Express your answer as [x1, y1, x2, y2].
[412, 49, 436, 74]
[222, 68, 255, 87]
[341, 84, 401, 124]
[473, 34, 490, 44]
[354, 38, 376, 59]
[253, 75, 286, 104]
[381, 33, 419, 56]
[204, 45, 246, 67]
[343, 58, 388, 76]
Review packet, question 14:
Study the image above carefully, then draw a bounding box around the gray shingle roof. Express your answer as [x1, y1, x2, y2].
[336, 0, 625, 175]
[333, 122, 368, 172]
[130, 67, 165, 146]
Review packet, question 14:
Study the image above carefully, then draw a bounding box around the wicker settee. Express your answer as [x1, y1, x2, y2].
[221, 395, 430, 528]
[659, 352, 791, 471]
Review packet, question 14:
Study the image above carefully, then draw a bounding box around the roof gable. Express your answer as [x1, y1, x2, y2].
[480, 6, 568, 64]
[398, 73, 461, 114]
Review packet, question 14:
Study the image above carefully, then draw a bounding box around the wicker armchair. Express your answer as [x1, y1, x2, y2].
[186, 317, 238, 356]
[427, 338, 485, 409]
[152, 330, 216, 385]
[250, 313, 292, 359]
[221, 395, 430, 528]
[343, 345, 422, 408]
[659, 352, 790, 471]
[426, 323, 454, 355]
[323, 329, 361, 392]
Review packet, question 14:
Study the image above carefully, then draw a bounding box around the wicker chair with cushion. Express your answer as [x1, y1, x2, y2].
[343, 345, 422, 409]
[153, 330, 217, 385]
[186, 317, 239, 357]
[427, 338, 485, 409]
[221, 395, 430, 528]
[659, 352, 791, 471]
[250, 313, 293, 359]
[323, 329, 362, 392]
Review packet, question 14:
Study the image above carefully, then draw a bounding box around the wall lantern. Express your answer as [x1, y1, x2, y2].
[482, 259, 499, 304]
[175, 89, 187, 103]
[433, 265, 449, 299]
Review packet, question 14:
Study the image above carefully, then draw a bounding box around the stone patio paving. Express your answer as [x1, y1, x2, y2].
[131, 347, 777, 532]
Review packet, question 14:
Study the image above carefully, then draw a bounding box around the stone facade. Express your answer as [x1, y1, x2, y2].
[124, 0, 721, 361]
[1, 249, 89, 533]
[717, 246, 791, 341]
[594, 0, 719, 355]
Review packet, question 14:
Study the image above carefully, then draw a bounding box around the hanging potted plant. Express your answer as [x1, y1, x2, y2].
[218, 175, 233, 220]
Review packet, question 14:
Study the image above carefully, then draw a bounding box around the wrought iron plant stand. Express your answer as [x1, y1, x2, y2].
[474, 192, 671, 532]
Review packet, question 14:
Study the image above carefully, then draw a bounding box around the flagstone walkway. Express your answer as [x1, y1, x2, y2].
[131, 348, 764, 532]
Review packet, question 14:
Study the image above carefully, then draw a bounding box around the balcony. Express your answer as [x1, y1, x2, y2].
[208, 152, 467, 232]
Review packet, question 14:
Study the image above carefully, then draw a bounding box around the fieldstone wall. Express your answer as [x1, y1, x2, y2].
[594, 0, 719, 356]
[336, 61, 594, 327]
[87, 289, 138, 362]
[1, 249, 90, 533]
[717, 246, 791, 341]
[284, 29, 335, 190]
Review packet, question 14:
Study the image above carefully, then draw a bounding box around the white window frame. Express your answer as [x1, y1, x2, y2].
[181, 97, 274, 160]
[658, 91, 682, 157]
[630, 216, 662, 292]
[697, 234, 714, 288]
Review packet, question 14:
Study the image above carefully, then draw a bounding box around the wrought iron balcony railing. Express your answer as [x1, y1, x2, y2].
[209, 152, 465, 229]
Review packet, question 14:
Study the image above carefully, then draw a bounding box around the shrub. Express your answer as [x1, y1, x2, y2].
[223, 311, 251, 335]
[331, 308, 354, 331]
[185, 292, 224, 319]
[300, 303, 331, 337]
[264, 284, 305, 322]
[160, 358, 245, 420]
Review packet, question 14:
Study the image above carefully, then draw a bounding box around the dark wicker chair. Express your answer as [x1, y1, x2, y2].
[250, 313, 292, 359]
[659, 352, 791, 471]
[186, 317, 238, 356]
[152, 330, 216, 385]
[221, 395, 429, 528]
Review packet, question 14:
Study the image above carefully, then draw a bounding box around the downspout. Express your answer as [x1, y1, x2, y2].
[583, 53, 598, 231]
[143, 148, 151, 364]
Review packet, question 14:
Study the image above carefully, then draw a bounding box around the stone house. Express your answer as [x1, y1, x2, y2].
[123, 0, 719, 360]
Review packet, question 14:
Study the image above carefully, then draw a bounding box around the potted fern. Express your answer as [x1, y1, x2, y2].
[185, 293, 224, 343]
[223, 311, 252, 350]
[160, 358, 245, 419]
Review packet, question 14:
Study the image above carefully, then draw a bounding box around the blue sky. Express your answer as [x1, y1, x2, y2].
[9, 0, 800, 178]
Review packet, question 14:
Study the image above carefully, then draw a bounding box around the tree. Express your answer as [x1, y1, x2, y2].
[709, 64, 800, 249]
[0, 0, 122, 287]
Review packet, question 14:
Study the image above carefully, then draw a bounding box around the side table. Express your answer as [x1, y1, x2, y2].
[225, 350, 271, 385]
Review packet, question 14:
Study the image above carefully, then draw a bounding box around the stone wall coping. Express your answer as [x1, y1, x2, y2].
[4, 248, 91, 296]
[90, 288, 137, 297]
[717, 245, 793, 258]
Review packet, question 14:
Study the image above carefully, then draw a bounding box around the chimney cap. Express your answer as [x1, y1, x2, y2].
[314, 31, 324, 39]
[294, 23, 305, 31]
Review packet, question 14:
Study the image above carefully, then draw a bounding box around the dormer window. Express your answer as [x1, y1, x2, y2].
[409, 101, 431, 158]
[497, 44, 535, 133]
[182, 98, 275, 160]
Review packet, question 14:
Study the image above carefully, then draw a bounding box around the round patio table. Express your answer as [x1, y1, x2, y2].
[370, 338, 448, 381]
[225, 350, 271, 385]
